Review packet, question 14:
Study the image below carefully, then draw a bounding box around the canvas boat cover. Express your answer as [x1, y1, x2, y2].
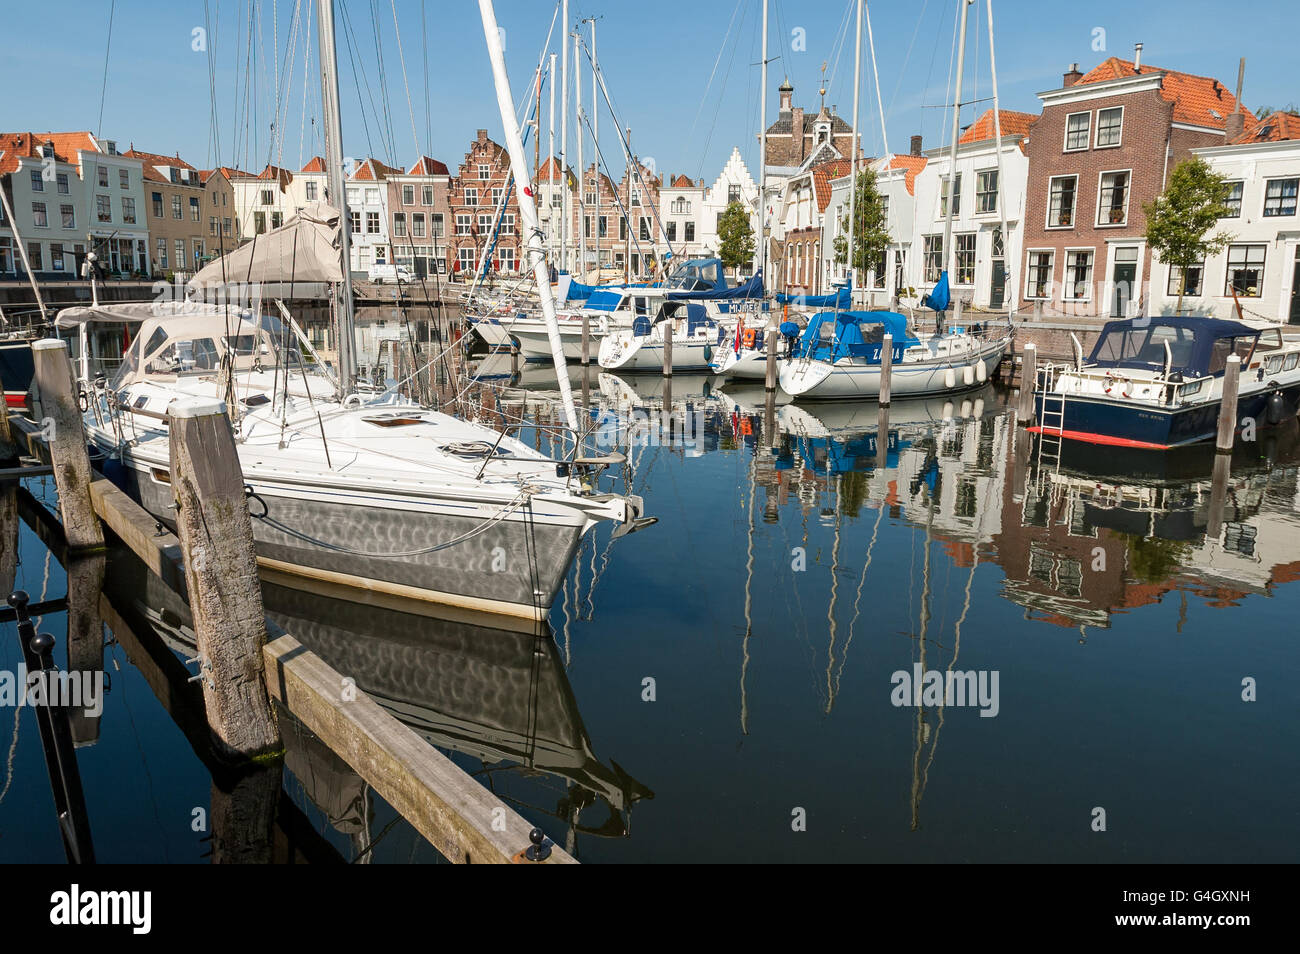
[189, 201, 346, 287]
[793, 311, 919, 363]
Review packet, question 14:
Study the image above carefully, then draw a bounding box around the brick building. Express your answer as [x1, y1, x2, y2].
[1020, 53, 1252, 318]
[125, 148, 212, 277]
[762, 80, 857, 172]
[448, 130, 520, 280]
[388, 156, 451, 279]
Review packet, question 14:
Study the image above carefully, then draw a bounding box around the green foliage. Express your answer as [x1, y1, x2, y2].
[1143, 158, 1234, 314]
[717, 201, 756, 273]
[832, 169, 891, 275]
[1121, 533, 1191, 584]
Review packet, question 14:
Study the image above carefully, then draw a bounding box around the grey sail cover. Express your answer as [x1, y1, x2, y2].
[190, 201, 345, 287]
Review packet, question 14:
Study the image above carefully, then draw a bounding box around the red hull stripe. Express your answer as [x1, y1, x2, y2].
[1027, 426, 1170, 450]
[5, 393, 27, 408]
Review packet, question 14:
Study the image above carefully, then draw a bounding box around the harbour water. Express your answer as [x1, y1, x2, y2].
[2, 334, 1298, 862]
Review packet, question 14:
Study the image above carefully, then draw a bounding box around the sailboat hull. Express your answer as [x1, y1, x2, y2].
[780, 340, 1007, 400]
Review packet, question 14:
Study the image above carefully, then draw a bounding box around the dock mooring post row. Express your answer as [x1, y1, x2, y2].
[662, 318, 673, 377]
[30, 339, 104, 553]
[1017, 342, 1037, 426]
[1216, 353, 1242, 453]
[765, 307, 781, 392]
[879, 333, 894, 407]
[168, 396, 281, 760]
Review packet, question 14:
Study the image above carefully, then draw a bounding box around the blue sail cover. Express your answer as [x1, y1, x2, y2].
[585, 290, 625, 312]
[667, 269, 763, 301]
[1087, 317, 1260, 377]
[666, 258, 729, 292]
[921, 271, 950, 312]
[776, 280, 850, 309]
[793, 311, 919, 363]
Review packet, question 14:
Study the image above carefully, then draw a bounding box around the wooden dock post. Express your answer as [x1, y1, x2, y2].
[168, 396, 281, 761]
[1216, 354, 1242, 453]
[0, 485, 16, 598]
[662, 318, 673, 377]
[1017, 342, 1037, 426]
[765, 309, 780, 392]
[30, 339, 104, 553]
[879, 333, 894, 407]
[581, 311, 591, 366]
[1207, 450, 1232, 540]
[64, 553, 106, 747]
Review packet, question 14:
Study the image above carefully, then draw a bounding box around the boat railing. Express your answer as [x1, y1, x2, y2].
[474, 420, 619, 487]
[1038, 360, 1212, 406]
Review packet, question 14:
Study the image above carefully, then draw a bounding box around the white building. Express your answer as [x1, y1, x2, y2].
[658, 173, 706, 263]
[1150, 114, 1300, 322]
[907, 110, 1033, 313]
[346, 158, 402, 276]
[699, 147, 759, 277]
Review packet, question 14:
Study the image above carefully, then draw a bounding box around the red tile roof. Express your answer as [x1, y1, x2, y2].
[1076, 57, 1254, 130]
[200, 166, 251, 184]
[0, 131, 97, 175]
[811, 158, 852, 212]
[668, 173, 696, 189]
[886, 154, 927, 195]
[350, 157, 402, 181]
[1233, 111, 1300, 144]
[958, 108, 1037, 145]
[536, 155, 575, 183]
[407, 156, 449, 176]
[300, 156, 327, 173]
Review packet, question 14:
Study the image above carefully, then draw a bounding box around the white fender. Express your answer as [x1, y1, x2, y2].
[944, 368, 956, 389]
[973, 397, 985, 418]
[975, 359, 987, 383]
[961, 399, 972, 419]
[942, 401, 954, 420]
[963, 365, 975, 387]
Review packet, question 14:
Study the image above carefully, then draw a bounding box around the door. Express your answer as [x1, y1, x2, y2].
[1290, 255, 1300, 324]
[1112, 261, 1137, 318]
[990, 260, 1006, 309]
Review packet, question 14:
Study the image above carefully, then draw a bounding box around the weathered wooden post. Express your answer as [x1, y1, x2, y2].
[879, 333, 894, 407]
[875, 402, 891, 473]
[0, 486, 16, 598]
[765, 307, 781, 392]
[30, 339, 104, 553]
[209, 763, 282, 863]
[581, 311, 591, 366]
[169, 396, 281, 760]
[64, 553, 106, 747]
[1017, 342, 1037, 426]
[1216, 354, 1242, 453]
[662, 318, 673, 377]
[1206, 450, 1232, 540]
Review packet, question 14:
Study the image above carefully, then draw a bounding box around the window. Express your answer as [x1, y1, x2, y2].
[261, 189, 274, 206]
[1047, 175, 1077, 227]
[498, 247, 515, 272]
[1222, 181, 1243, 218]
[501, 213, 515, 236]
[190, 197, 200, 221]
[157, 237, 168, 269]
[422, 186, 433, 204]
[172, 195, 183, 219]
[1063, 250, 1093, 300]
[31, 169, 44, 192]
[175, 240, 185, 269]
[255, 211, 267, 234]
[269, 211, 281, 230]
[1065, 111, 1091, 151]
[458, 247, 476, 273]
[412, 214, 425, 238]
[1263, 178, 1298, 217]
[923, 234, 944, 282]
[955, 234, 976, 285]
[1026, 251, 1054, 299]
[602, 215, 612, 238]
[478, 163, 490, 180]
[50, 243, 64, 271]
[366, 212, 379, 234]
[31, 202, 47, 227]
[209, 216, 217, 235]
[455, 213, 471, 235]
[27, 242, 42, 271]
[464, 188, 478, 207]
[61, 204, 74, 229]
[96, 194, 112, 222]
[640, 218, 651, 242]
[365, 188, 379, 205]
[728, 184, 742, 203]
[432, 213, 444, 237]
[619, 217, 627, 240]
[939, 173, 961, 217]
[1224, 244, 1265, 297]
[193, 240, 203, 265]
[1167, 261, 1203, 297]
[119, 169, 130, 189]
[585, 190, 596, 206]
[97, 167, 108, 188]
[306, 181, 318, 200]
[491, 187, 503, 207]
[1097, 171, 1130, 225]
[121, 197, 136, 224]
[1095, 107, 1123, 147]
[631, 189, 641, 207]
[402, 184, 414, 205]
[56, 173, 69, 194]
[684, 220, 693, 242]
[894, 249, 907, 290]
[872, 250, 887, 289]
[992, 227, 1005, 258]
[976, 170, 998, 214]
[349, 211, 361, 234]
[222, 217, 232, 236]
[394, 213, 407, 237]
[477, 213, 493, 233]
[665, 221, 677, 242]
[151, 192, 163, 217]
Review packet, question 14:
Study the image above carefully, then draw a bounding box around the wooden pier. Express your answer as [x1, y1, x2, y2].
[4, 342, 573, 864]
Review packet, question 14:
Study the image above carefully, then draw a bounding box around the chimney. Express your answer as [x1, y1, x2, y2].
[1063, 63, 1083, 87]
[791, 107, 805, 162]
[1133, 43, 1143, 71]
[779, 79, 793, 113]
[1226, 57, 1246, 141]
[910, 134, 923, 156]
[476, 129, 488, 144]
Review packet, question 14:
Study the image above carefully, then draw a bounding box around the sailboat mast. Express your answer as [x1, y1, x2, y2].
[847, 0, 862, 301]
[316, 0, 356, 396]
[479, 0, 578, 431]
[757, 0, 768, 279]
[985, 0, 1014, 315]
[560, 0, 570, 273]
[590, 20, 599, 277]
[575, 29, 587, 280]
[942, 0, 973, 281]
[549, 52, 557, 262]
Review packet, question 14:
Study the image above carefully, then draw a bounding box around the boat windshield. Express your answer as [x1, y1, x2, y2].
[1087, 319, 1257, 377]
[110, 312, 289, 389]
[666, 259, 724, 292]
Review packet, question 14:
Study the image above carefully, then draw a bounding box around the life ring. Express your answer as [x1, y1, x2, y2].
[742, 328, 758, 349]
[1103, 373, 1133, 398]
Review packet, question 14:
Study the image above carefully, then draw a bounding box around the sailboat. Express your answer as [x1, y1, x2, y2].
[60, 0, 648, 624]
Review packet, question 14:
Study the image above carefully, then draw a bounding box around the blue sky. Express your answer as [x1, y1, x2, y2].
[5, 0, 1296, 181]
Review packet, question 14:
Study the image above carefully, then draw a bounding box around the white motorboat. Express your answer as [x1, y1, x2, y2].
[597, 302, 727, 372]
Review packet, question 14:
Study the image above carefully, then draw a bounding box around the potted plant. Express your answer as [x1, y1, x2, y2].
[1058, 212, 1072, 227]
[1109, 208, 1125, 224]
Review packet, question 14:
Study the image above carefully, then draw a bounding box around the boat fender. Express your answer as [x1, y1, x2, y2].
[963, 365, 974, 387]
[600, 316, 609, 335]
[944, 368, 956, 389]
[343, 393, 364, 408]
[975, 360, 987, 383]
[1267, 389, 1286, 425]
[960, 399, 972, 419]
[973, 398, 985, 418]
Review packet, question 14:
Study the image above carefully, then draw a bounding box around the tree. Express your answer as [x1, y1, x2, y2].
[717, 201, 755, 277]
[1143, 157, 1234, 316]
[833, 168, 891, 280]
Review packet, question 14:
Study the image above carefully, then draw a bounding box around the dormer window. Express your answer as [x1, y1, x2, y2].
[816, 123, 830, 145]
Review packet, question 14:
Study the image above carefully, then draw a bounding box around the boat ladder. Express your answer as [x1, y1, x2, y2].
[1035, 368, 1066, 475]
